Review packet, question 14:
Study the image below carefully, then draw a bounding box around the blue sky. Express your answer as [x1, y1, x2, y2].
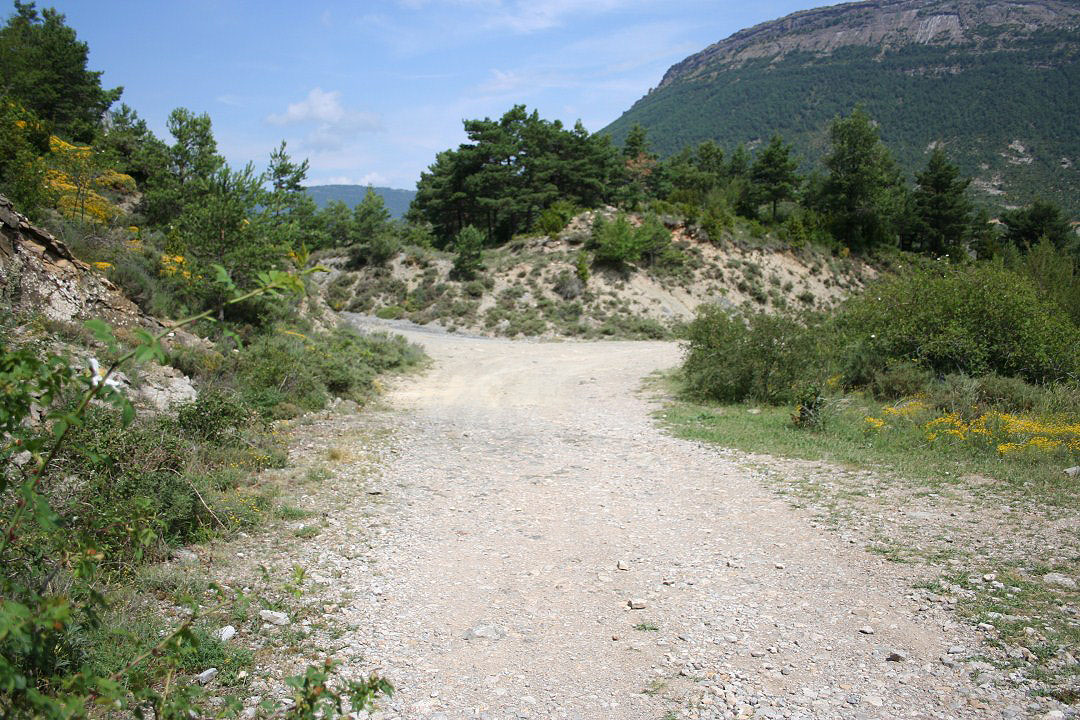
[47, 0, 833, 189]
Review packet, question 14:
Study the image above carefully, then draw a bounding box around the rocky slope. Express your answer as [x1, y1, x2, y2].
[314, 211, 873, 340]
[0, 195, 200, 411]
[604, 0, 1080, 214]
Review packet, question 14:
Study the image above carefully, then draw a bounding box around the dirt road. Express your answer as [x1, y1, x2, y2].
[257, 320, 1029, 719]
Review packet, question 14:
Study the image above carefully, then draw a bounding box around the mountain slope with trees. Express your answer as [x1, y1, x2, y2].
[305, 185, 416, 218]
[603, 0, 1080, 214]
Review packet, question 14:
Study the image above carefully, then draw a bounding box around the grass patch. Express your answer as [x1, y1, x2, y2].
[658, 387, 1080, 508]
[655, 372, 1080, 698]
[294, 525, 322, 539]
[275, 504, 312, 521]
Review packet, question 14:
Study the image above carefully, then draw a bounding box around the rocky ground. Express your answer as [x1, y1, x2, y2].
[195, 318, 1068, 720]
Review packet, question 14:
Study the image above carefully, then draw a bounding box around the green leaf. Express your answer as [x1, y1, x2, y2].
[84, 318, 118, 351]
[120, 398, 135, 426]
[213, 263, 237, 293]
[222, 327, 243, 350]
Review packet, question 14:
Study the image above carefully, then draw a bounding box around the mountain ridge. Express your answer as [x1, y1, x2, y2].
[304, 185, 417, 219]
[604, 0, 1080, 214]
[658, 0, 1080, 86]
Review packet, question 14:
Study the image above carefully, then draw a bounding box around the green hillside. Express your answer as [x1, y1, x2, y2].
[305, 185, 416, 218]
[604, 8, 1080, 215]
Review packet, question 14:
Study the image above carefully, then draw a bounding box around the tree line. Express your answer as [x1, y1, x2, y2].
[410, 103, 1075, 263]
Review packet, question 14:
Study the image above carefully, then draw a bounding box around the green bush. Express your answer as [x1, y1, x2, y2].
[450, 226, 484, 280]
[349, 230, 400, 268]
[375, 304, 404, 320]
[928, 372, 1046, 417]
[589, 214, 638, 267]
[534, 199, 578, 236]
[235, 324, 422, 415]
[683, 305, 817, 404]
[588, 213, 673, 268]
[833, 262, 1080, 385]
[634, 214, 672, 265]
[870, 361, 934, 400]
[167, 344, 225, 379]
[176, 387, 253, 443]
[58, 411, 222, 555]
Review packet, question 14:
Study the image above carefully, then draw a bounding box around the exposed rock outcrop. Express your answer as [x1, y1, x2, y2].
[658, 0, 1080, 84]
[0, 195, 202, 411]
[0, 195, 151, 328]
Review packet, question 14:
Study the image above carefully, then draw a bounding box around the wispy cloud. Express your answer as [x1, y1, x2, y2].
[482, 0, 636, 33]
[267, 88, 382, 151]
[267, 88, 379, 128]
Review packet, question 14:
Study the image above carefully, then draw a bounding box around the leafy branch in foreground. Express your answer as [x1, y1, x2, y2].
[0, 263, 392, 719]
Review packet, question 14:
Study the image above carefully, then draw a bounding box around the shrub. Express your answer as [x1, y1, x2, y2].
[589, 214, 638, 267]
[553, 269, 583, 300]
[634, 214, 672, 265]
[833, 263, 1080, 385]
[235, 325, 421, 415]
[575, 250, 590, 285]
[589, 213, 672, 269]
[450, 226, 484, 280]
[167, 344, 225, 379]
[348, 230, 400, 268]
[791, 383, 827, 429]
[375, 304, 404, 320]
[535, 200, 578, 236]
[930, 373, 1045, 417]
[683, 306, 818, 403]
[870, 361, 934, 400]
[176, 387, 253, 443]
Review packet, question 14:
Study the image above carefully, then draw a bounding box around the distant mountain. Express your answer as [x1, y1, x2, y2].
[304, 185, 416, 219]
[603, 0, 1080, 214]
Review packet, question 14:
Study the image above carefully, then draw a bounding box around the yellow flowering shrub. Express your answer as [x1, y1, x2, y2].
[45, 135, 136, 225]
[160, 254, 192, 279]
[865, 399, 1080, 459]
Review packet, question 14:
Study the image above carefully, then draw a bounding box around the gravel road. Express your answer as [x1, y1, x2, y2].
[258, 319, 1035, 719]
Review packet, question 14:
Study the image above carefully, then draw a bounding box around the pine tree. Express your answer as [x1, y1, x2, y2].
[816, 106, 903, 250]
[910, 147, 972, 256]
[750, 135, 800, 221]
[0, 2, 121, 141]
[1001, 199, 1075, 253]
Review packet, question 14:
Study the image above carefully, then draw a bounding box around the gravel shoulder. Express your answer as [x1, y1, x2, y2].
[215, 320, 1040, 719]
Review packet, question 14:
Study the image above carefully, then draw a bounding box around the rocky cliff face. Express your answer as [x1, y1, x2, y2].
[0, 195, 151, 328]
[0, 195, 202, 411]
[660, 0, 1080, 87]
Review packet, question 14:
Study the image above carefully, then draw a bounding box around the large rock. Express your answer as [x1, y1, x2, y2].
[0, 196, 148, 328]
[0, 195, 208, 412]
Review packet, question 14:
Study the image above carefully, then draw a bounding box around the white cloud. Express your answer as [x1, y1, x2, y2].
[267, 88, 376, 128]
[359, 171, 388, 186]
[267, 88, 382, 152]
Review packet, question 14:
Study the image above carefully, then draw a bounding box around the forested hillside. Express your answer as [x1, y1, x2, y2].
[305, 184, 415, 218]
[604, 0, 1080, 214]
